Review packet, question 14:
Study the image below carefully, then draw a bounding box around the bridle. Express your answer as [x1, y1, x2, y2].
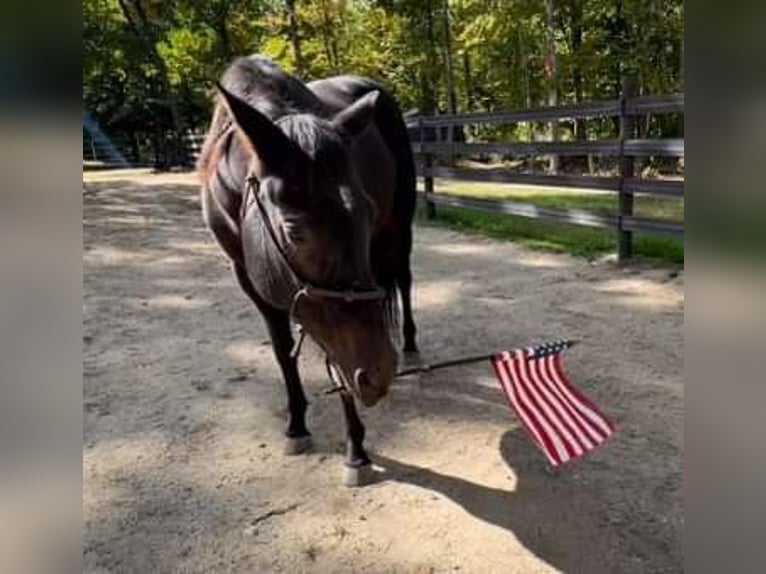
[242, 176, 385, 390]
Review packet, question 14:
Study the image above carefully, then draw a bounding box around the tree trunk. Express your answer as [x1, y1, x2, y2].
[442, 0, 458, 117]
[319, 0, 340, 73]
[214, 2, 232, 61]
[284, 0, 305, 77]
[611, 0, 626, 135]
[544, 0, 559, 174]
[517, 27, 533, 171]
[462, 50, 474, 112]
[570, 2, 588, 173]
[117, 0, 186, 167]
[441, 0, 458, 161]
[423, 0, 439, 115]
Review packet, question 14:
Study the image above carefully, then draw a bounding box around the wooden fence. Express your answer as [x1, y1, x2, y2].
[407, 79, 684, 261]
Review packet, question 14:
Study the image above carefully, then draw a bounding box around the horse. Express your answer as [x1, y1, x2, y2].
[197, 55, 418, 486]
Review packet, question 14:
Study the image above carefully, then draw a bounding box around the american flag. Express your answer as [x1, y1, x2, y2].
[492, 341, 615, 467]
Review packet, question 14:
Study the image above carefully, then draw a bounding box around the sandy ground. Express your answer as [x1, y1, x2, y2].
[83, 171, 683, 573]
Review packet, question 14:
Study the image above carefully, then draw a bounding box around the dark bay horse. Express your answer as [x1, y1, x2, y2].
[197, 55, 417, 485]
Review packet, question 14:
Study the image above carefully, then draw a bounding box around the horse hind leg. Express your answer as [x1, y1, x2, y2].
[398, 265, 418, 354]
[233, 265, 312, 455]
[395, 229, 418, 355]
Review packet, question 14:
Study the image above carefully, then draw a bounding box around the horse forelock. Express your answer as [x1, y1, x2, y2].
[276, 114, 343, 163]
[276, 114, 370, 211]
[199, 55, 327, 183]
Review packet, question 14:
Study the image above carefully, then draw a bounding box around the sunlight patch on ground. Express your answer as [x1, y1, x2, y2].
[164, 240, 219, 256]
[435, 179, 614, 198]
[99, 203, 142, 214]
[84, 245, 154, 266]
[83, 170, 198, 187]
[418, 236, 571, 270]
[144, 254, 193, 268]
[105, 215, 152, 226]
[593, 278, 683, 311]
[83, 168, 155, 182]
[142, 294, 212, 310]
[223, 340, 268, 366]
[512, 252, 572, 269]
[421, 242, 497, 257]
[413, 279, 463, 310]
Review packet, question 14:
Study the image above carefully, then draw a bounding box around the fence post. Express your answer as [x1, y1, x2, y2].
[618, 76, 638, 262]
[421, 117, 436, 220]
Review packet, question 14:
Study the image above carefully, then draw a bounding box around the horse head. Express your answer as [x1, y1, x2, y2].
[217, 83, 397, 407]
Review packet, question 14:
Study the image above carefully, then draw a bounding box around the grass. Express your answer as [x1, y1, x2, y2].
[419, 179, 684, 264]
[434, 179, 684, 220]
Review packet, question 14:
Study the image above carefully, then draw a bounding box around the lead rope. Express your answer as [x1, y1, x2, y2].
[290, 327, 306, 359]
[246, 177, 309, 289]
[325, 357, 347, 394]
[243, 177, 307, 360]
[241, 176, 380, 390]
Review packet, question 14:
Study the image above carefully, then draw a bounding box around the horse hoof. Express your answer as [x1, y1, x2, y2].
[284, 436, 313, 455]
[343, 463, 374, 487]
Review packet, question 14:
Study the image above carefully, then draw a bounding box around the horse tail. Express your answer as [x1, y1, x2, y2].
[381, 276, 400, 345]
[371, 89, 418, 224]
[365, 88, 417, 345]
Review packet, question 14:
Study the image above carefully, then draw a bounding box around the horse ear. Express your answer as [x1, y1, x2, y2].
[331, 90, 379, 140]
[215, 81, 296, 169]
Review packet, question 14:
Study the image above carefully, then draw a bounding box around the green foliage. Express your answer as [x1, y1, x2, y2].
[419, 204, 684, 263]
[428, 180, 684, 262]
[435, 180, 684, 221]
[83, 0, 684, 164]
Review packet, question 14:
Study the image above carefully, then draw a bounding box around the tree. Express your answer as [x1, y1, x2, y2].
[284, 0, 306, 77]
[83, 0, 685, 169]
[116, 0, 188, 166]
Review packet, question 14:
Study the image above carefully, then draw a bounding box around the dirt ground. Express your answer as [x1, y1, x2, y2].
[83, 171, 683, 574]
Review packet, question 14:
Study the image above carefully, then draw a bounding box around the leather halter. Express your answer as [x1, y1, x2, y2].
[242, 176, 385, 371]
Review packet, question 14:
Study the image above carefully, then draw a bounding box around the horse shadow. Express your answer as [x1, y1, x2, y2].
[370, 430, 680, 574]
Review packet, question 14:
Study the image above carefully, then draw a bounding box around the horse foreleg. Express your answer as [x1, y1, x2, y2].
[233, 265, 311, 454]
[339, 391, 373, 486]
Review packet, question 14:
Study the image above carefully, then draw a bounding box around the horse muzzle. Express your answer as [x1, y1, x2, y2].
[352, 367, 392, 407]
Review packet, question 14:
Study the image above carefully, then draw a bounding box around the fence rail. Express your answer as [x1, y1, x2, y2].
[414, 138, 683, 158]
[408, 80, 684, 261]
[412, 99, 622, 127]
[177, 86, 684, 259]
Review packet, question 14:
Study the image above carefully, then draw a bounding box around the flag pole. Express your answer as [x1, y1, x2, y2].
[322, 340, 577, 395]
[395, 352, 494, 377]
[395, 339, 578, 378]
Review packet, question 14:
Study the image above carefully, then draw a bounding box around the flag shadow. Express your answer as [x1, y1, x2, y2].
[371, 429, 678, 573]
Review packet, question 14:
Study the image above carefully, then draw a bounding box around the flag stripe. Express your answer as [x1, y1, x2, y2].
[553, 354, 615, 434]
[506, 353, 566, 465]
[528, 357, 590, 454]
[548, 355, 614, 437]
[496, 353, 561, 465]
[492, 344, 614, 467]
[536, 356, 601, 447]
[539, 354, 607, 442]
[499, 353, 559, 462]
[491, 354, 549, 454]
[516, 352, 580, 461]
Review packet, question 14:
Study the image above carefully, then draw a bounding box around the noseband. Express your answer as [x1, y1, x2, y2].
[242, 176, 385, 372]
